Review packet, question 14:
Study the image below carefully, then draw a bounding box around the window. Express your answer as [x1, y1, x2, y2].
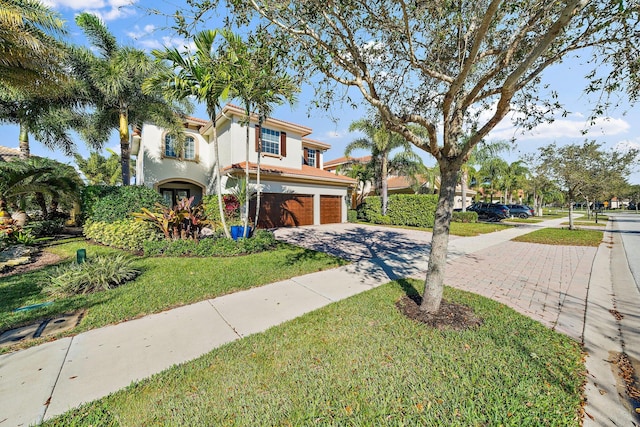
[261, 128, 280, 155]
[184, 136, 195, 160]
[161, 188, 190, 206]
[164, 134, 177, 157]
[307, 149, 316, 167]
[164, 134, 197, 160]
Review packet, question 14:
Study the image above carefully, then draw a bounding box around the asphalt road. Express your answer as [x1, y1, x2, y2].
[613, 213, 640, 293]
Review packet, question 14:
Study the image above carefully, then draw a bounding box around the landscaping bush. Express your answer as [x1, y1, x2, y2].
[347, 209, 358, 223]
[44, 254, 140, 297]
[82, 185, 162, 223]
[202, 194, 240, 223]
[142, 229, 278, 257]
[84, 219, 161, 251]
[358, 195, 438, 228]
[452, 211, 478, 223]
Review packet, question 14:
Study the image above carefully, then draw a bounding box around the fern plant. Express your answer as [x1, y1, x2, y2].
[44, 254, 140, 297]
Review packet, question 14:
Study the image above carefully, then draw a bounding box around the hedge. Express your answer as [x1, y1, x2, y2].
[81, 185, 163, 224]
[452, 211, 478, 223]
[84, 219, 161, 251]
[358, 194, 438, 228]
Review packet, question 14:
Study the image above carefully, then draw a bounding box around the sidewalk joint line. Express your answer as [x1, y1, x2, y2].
[207, 299, 243, 339]
[39, 336, 74, 424]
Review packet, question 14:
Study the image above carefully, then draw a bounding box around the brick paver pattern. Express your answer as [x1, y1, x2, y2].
[444, 241, 597, 341]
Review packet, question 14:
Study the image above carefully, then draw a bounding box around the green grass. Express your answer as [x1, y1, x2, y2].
[504, 217, 544, 223]
[449, 222, 512, 236]
[361, 221, 512, 236]
[45, 282, 584, 426]
[513, 228, 603, 246]
[0, 241, 346, 339]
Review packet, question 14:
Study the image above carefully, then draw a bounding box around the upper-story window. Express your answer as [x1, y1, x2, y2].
[307, 148, 316, 167]
[164, 134, 196, 160]
[184, 136, 195, 160]
[261, 128, 280, 155]
[165, 134, 177, 157]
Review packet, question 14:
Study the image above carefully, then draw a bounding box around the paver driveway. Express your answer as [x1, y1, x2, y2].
[275, 222, 596, 341]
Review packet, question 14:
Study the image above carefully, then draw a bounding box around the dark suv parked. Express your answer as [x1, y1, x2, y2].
[467, 203, 510, 221]
[506, 204, 534, 218]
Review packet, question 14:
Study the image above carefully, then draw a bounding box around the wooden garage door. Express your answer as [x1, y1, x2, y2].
[251, 193, 314, 228]
[320, 195, 342, 224]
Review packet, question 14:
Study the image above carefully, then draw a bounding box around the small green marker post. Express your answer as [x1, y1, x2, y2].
[77, 249, 87, 264]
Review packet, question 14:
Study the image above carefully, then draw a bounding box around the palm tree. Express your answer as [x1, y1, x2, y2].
[71, 13, 188, 185]
[74, 149, 124, 185]
[479, 158, 508, 202]
[460, 140, 510, 211]
[500, 160, 529, 204]
[346, 118, 423, 215]
[147, 29, 233, 238]
[220, 30, 298, 235]
[0, 0, 68, 97]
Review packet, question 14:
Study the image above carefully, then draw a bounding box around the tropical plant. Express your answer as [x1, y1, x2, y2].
[346, 117, 424, 215]
[0, 0, 69, 97]
[132, 196, 212, 241]
[74, 149, 125, 185]
[70, 12, 189, 185]
[219, 29, 299, 235]
[147, 29, 233, 238]
[460, 140, 510, 211]
[44, 254, 140, 297]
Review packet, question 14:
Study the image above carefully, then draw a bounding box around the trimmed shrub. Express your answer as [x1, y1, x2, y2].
[347, 209, 358, 223]
[452, 211, 478, 223]
[44, 254, 140, 297]
[142, 229, 278, 257]
[82, 185, 163, 223]
[358, 194, 438, 228]
[357, 197, 383, 223]
[84, 219, 161, 251]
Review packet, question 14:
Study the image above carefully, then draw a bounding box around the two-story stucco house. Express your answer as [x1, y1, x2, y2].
[132, 104, 354, 228]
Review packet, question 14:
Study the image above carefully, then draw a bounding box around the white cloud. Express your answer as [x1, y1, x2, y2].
[614, 139, 640, 153]
[136, 36, 195, 53]
[325, 130, 348, 139]
[126, 24, 156, 40]
[44, 0, 138, 21]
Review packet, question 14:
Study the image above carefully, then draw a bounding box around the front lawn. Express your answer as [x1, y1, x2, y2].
[360, 221, 513, 236]
[513, 228, 603, 246]
[45, 282, 584, 426]
[0, 240, 346, 341]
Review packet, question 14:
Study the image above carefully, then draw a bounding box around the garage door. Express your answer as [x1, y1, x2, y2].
[251, 193, 314, 228]
[320, 195, 342, 224]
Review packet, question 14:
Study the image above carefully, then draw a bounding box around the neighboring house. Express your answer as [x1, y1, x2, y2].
[133, 104, 355, 228]
[0, 146, 20, 162]
[324, 156, 475, 209]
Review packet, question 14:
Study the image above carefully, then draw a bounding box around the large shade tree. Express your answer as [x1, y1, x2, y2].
[192, 0, 640, 313]
[71, 12, 188, 185]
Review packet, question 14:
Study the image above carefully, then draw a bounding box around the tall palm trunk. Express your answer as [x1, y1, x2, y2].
[243, 111, 250, 238]
[209, 109, 231, 239]
[18, 122, 30, 159]
[420, 163, 458, 313]
[460, 169, 468, 211]
[254, 115, 264, 229]
[119, 107, 131, 185]
[381, 154, 389, 216]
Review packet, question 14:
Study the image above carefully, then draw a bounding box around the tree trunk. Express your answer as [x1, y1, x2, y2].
[568, 189, 575, 230]
[35, 193, 48, 219]
[243, 110, 250, 238]
[18, 122, 30, 159]
[254, 115, 264, 229]
[460, 169, 468, 212]
[381, 154, 389, 216]
[420, 164, 458, 313]
[210, 112, 231, 239]
[119, 108, 131, 186]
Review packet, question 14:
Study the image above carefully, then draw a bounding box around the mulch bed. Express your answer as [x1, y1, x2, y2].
[396, 295, 484, 331]
[0, 250, 63, 279]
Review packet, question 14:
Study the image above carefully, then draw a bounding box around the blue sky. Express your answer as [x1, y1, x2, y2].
[5, 0, 640, 184]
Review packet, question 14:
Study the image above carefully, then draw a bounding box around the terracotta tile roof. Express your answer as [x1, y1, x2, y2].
[185, 116, 209, 125]
[387, 175, 414, 190]
[323, 155, 372, 169]
[0, 145, 20, 161]
[224, 162, 356, 186]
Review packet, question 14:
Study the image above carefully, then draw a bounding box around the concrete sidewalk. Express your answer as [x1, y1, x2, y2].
[0, 215, 636, 425]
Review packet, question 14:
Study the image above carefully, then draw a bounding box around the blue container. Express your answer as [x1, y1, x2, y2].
[230, 226, 252, 240]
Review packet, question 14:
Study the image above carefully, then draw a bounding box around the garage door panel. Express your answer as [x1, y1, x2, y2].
[251, 193, 313, 228]
[320, 195, 342, 224]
